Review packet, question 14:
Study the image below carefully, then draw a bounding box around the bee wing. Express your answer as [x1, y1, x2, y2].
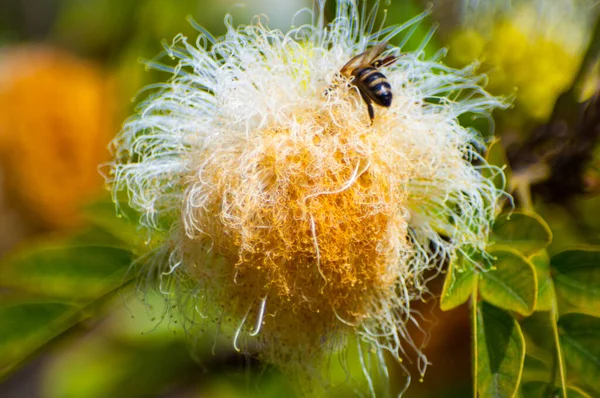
[363, 41, 389, 62]
[340, 41, 388, 76]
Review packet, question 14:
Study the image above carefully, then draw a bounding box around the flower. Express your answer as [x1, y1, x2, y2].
[0, 46, 114, 230]
[109, 0, 506, 392]
[448, 0, 597, 122]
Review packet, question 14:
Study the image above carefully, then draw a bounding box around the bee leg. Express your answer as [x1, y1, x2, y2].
[359, 90, 375, 123]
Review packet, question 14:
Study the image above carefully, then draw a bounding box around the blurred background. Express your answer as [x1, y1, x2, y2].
[0, 0, 599, 397]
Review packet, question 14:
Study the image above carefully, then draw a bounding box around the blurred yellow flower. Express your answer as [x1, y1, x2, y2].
[448, 0, 596, 122]
[0, 46, 114, 229]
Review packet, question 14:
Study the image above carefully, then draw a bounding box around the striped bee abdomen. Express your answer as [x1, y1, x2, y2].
[354, 67, 393, 107]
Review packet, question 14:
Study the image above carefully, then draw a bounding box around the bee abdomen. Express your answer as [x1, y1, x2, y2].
[355, 67, 381, 84]
[372, 81, 392, 107]
[355, 68, 393, 107]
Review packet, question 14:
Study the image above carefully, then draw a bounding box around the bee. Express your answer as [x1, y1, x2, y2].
[340, 41, 397, 122]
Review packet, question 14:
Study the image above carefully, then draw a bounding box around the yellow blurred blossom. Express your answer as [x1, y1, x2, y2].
[449, 0, 596, 122]
[0, 46, 114, 229]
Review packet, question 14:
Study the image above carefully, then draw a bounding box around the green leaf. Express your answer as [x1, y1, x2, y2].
[68, 227, 130, 248]
[520, 313, 555, 384]
[520, 310, 569, 395]
[521, 355, 552, 384]
[480, 249, 538, 316]
[490, 212, 552, 256]
[521, 381, 553, 398]
[0, 239, 137, 378]
[440, 257, 477, 311]
[520, 312, 556, 358]
[552, 249, 600, 317]
[83, 197, 168, 252]
[0, 244, 134, 300]
[0, 301, 81, 377]
[477, 302, 526, 398]
[83, 199, 146, 248]
[521, 382, 593, 398]
[566, 385, 595, 398]
[558, 314, 600, 395]
[529, 251, 555, 312]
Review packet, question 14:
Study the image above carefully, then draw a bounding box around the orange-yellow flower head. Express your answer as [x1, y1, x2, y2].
[110, 0, 506, 390]
[0, 46, 113, 229]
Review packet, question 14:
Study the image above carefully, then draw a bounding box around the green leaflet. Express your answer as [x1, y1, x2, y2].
[0, 301, 81, 377]
[558, 314, 600, 395]
[82, 198, 159, 249]
[480, 249, 538, 316]
[490, 212, 552, 256]
[552, 249, 600, 317]
[0, 244, 134, 300]
[521, 382, 593, 398]
[476, 302, 526, 398]
[519, 310, 569, 396]
[0, 232, 136, 378]
[520, 354, 552, 385]
[440, 257, 477, 311]
[528, 251, 555, 312]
